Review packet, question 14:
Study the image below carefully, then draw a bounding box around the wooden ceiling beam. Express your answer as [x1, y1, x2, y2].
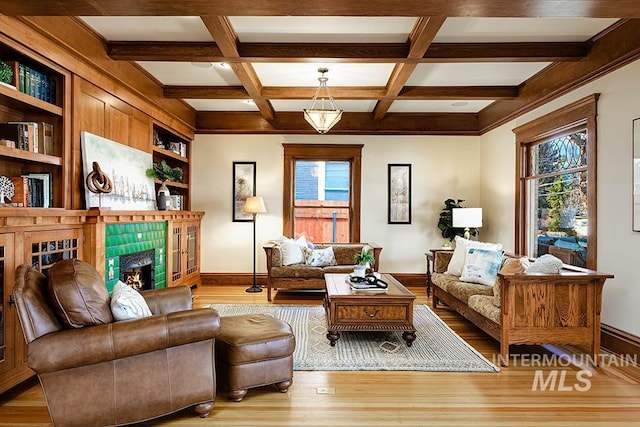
[196, 111, 479, 135]
[3, 1, 640, 18]
[108, 42, 223, 61]
[200, 16, 275, 120]
[398, 86, 519, 99]
[373, 16, 445, 120]
[478, 19, 640, 133]
[424, 42, 588, 62]
[164, 85, 518, 100]
[108, 41, 586, 63]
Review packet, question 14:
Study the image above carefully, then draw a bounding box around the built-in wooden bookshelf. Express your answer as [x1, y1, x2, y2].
[151, 123, 191, 210]
[0, 36, 67, 208]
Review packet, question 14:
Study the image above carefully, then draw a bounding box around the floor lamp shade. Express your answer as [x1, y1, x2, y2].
[244, 196, 266, 214]
[244, 196, 266, 293]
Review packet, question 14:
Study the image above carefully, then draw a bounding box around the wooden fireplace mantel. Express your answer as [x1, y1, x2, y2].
[0, 208, 204, 282]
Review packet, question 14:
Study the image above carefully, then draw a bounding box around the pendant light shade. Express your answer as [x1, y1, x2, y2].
[303, 68, 343, 134]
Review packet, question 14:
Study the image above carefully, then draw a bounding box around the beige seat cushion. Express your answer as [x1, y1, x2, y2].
[468, 295, 501, 324]
[447, 280, 493, 304]
[430, 272, 460, 292]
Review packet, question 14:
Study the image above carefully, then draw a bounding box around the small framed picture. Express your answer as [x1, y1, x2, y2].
[388, 164, 411, 224]
[232, 161, 256, 222]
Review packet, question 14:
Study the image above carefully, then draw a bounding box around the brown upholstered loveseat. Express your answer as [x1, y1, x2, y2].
[263, 242, 382, 301]
[429, 249, 613, 366]
[13, 259, 221, 427]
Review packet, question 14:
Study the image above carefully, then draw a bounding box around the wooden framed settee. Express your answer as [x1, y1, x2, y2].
[428, 249, 613, 366]
[263, 242, 382, 301]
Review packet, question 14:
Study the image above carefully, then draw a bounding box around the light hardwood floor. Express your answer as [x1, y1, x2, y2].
[1, 285, 639, 426]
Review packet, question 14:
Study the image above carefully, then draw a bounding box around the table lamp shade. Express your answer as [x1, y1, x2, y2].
[452, 208, 483, 228]
[244, 196, 266, 214]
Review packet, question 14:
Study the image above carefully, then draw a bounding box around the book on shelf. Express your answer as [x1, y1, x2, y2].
[170, 194, 183, 210]
[0, 122, 53, 154]
[7, 173, 52, 207]
[17, 63, 57, 104]
[9, 176, 28, 207]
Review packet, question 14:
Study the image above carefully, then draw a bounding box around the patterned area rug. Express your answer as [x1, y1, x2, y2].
[206, 304, 499, 372]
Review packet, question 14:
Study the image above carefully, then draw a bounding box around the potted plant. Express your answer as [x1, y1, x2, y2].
[145, 160, 184, 183]
[437, 198, 478, 243]
[0, 61, 14, 88]
[353, 247, 376, 277]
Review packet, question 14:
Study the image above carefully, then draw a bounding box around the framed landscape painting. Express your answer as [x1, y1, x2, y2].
[388, 163, 411, 224]
[233, 161, 256, 222]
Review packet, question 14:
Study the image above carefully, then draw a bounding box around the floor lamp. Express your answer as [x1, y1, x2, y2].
[244, 196, 266, 293]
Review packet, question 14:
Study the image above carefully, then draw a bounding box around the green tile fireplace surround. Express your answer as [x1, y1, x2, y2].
[104, 222, 167, 292]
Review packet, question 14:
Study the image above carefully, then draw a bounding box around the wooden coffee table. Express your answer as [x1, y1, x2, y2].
[323, 273, 416, 347]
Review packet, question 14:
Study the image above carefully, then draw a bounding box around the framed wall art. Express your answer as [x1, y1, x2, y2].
[233, 161, 256, 222]
[388, 163, 411, 224]
[81, 131, 156, 210]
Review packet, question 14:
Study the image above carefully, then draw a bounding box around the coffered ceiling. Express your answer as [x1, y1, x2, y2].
[3, 1, 640, 135]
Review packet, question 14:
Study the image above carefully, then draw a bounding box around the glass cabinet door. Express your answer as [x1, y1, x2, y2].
[186, 224, 198, 276]
[0, 234, 15, 376]
[171, 224, 183, 282]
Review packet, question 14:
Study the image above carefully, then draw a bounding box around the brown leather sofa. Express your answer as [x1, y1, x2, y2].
[13, 259, 221, 427]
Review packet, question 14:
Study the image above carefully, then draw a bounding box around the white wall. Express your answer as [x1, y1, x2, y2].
[480, 58, 640, 336]
[192, 134, 480, 275]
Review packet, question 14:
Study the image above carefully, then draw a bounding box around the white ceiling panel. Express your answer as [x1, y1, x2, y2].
[137, 62, 242, 86]
[253, 63, 395, 86]
[185, 99, 259, 111]
[388, 100, 494, 113]
[229, 17, 417, 43]
[406, 62, 551, 86]
[271, 100, 378, 113]
[435, 18, 619, 43]
[80, 16, 214, 41]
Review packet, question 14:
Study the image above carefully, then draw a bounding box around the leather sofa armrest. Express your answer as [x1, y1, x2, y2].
[28, 308, 220, 373]
[141, 285, 193, 314]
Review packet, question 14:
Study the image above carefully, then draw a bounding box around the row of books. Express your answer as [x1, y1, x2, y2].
[9, 173, 52, 208]
[0, 121, 54, 154]
[169, 194, 184, 210]
[18, 63, 57, 104]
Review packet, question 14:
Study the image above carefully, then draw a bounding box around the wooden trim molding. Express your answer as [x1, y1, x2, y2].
[282, 144, 363, 242]
[601, 323, 640, 362]
[201, 273, 268, 287]
[200, 272, 426, 288]
[513, 94, 599, 269]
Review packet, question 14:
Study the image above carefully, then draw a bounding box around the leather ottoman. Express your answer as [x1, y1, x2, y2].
[215, 314, 295, 401]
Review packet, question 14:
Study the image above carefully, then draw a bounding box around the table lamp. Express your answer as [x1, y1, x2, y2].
[452, 208, 483, 240]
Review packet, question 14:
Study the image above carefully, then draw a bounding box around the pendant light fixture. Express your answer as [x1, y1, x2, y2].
[303, 68, 343, 134]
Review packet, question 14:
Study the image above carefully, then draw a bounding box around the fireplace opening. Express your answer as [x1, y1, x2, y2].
[119, 249, 155, 291]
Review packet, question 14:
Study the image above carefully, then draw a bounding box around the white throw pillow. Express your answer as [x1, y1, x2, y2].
[526, 254, 563, 273]
[279, 239, 306, 265]
[446, 235, 503, 276]
[110, 280, 152, 321]
[307, 247, 336, 267]
[460, 248, 504, 286]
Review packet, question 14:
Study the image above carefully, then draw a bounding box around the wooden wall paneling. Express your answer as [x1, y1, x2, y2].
[131, 114, 152, 153]
[72, 77, 107, 209]
[106, 104, 131, 145]
[3, 16, 196, 137]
